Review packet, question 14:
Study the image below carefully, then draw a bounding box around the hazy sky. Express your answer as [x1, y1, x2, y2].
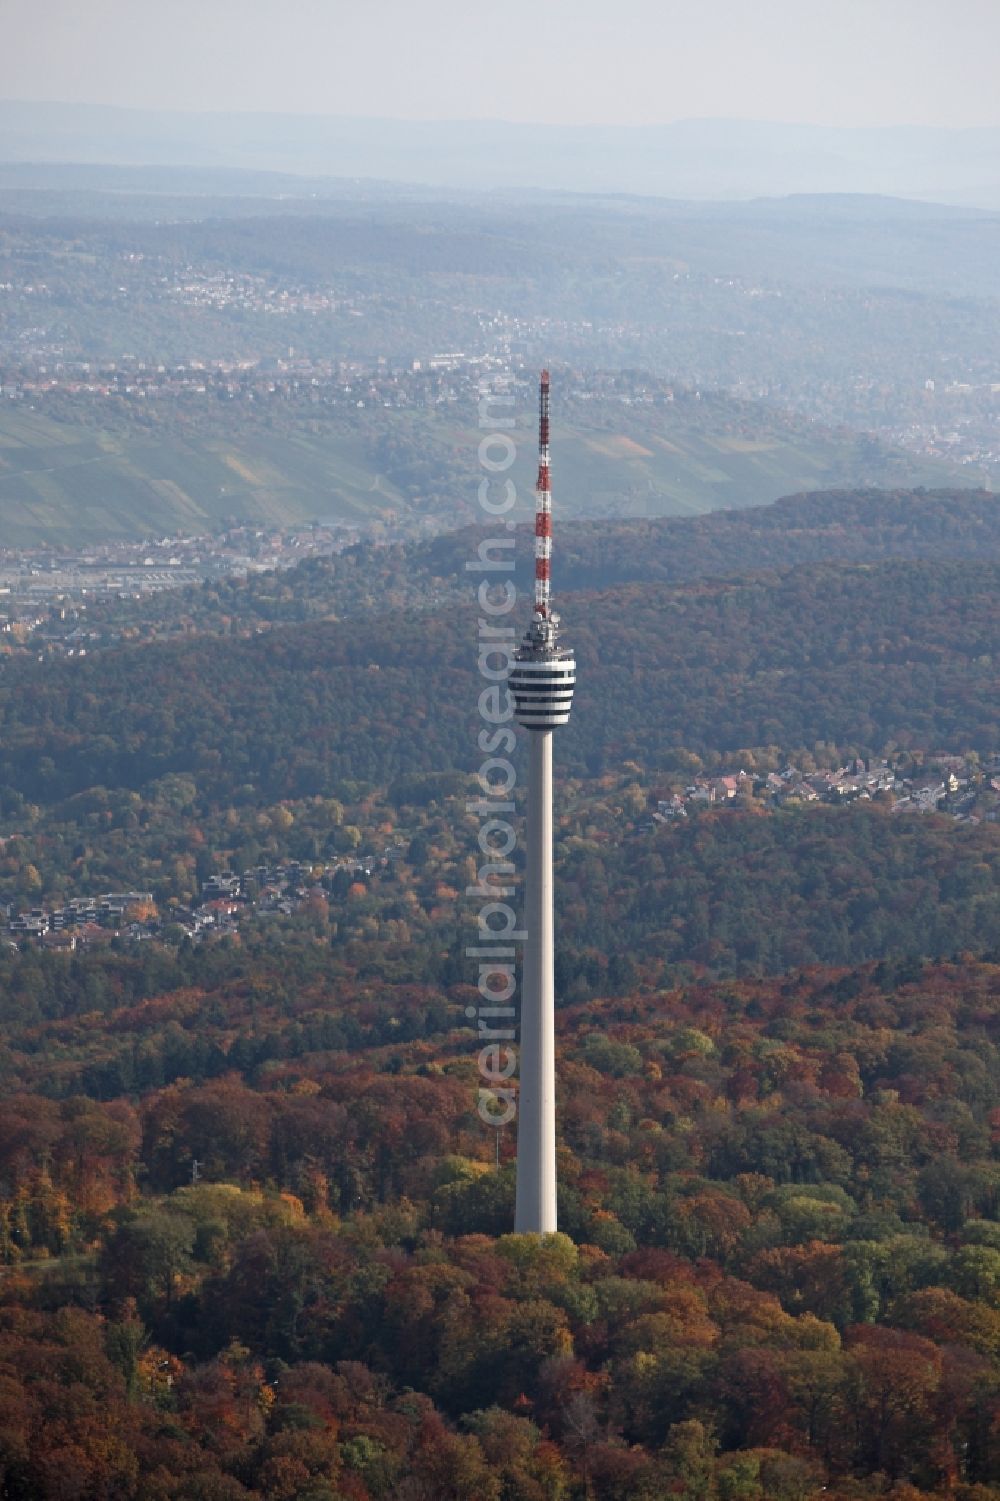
[4, 0, 1000, 129]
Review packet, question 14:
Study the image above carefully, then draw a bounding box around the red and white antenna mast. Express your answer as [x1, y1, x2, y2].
[534, 369, 552, 619]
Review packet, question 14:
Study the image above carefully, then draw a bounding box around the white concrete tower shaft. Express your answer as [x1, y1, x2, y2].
[509, 370, 576, 1234]
[516, 728, 556, 1231]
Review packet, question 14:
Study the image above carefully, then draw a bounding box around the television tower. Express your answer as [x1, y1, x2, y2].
[510, 370, 576, 1234]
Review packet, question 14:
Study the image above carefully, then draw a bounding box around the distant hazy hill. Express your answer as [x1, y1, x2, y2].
[2, 103, 1000, 208]
[4, 170, 998, 299]
[0, 395, 965, 546]
[3, 189, 997, 447]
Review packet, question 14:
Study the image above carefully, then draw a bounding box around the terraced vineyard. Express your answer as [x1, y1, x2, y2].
[0, 386, 975, 544]
[0, 408, 408, 543]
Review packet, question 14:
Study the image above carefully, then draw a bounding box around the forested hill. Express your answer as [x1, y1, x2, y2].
[458, 485, 1000, 591]
[386, 485, 1000, 604]
[4, 941, 1000, 1495]
[78, 485, 1000, 644]
[4, 547, 1000, 976]
[3, 556, 1000, 810]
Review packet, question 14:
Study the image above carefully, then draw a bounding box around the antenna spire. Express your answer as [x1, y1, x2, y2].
[534, 369, 552, 619]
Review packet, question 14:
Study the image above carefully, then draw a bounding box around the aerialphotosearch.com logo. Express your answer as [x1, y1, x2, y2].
[467, 373, 523, 1131]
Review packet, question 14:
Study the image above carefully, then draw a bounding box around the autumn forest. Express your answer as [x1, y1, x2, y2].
[3, 486, 1000, 1499]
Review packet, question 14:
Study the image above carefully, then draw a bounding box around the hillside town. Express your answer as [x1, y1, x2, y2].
[5, 751, 999, 953]
[4, 255, 998, 472]
[653, 753, 1000, 823]
[3, 845, 403, 951]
